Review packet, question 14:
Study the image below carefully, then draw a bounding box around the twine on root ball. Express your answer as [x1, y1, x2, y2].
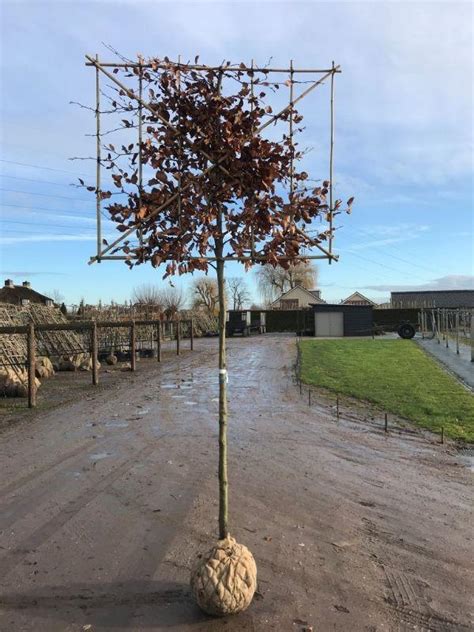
[190, 535, 257, 616]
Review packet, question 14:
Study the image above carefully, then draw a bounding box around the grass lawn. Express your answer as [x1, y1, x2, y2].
[299, 338, 474, 442]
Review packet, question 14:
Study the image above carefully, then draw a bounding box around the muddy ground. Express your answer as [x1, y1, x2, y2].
[0, 335, 472, 631]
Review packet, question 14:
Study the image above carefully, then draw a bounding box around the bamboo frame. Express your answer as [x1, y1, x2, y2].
[85, 55, 341, 266]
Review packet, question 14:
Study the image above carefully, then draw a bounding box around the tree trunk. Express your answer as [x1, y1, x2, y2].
[216, 253, 228, 539]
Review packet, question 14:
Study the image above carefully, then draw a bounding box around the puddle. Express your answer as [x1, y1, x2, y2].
[171, 395, 186, 399]
[105, 421, 129, 428]
[183, 401, 198, 406]
[161, 384, 178, 389]
[457, 447, 474, 472]
[89, 452, 111, 461]
[135, 408, 150, 416]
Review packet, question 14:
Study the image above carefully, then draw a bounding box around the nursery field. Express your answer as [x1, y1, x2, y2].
[0, 335, 471, 631]
[299, 338, 474, 442]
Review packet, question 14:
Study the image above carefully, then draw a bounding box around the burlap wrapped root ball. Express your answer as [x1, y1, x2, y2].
[190, 535, 257, 616]
[35, 357, 55, 379]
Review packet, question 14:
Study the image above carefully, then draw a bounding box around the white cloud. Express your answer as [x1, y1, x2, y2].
[365, 275, 474, 292]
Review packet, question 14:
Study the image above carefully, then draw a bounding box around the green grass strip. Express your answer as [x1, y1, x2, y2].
[299, 339, 474, 442]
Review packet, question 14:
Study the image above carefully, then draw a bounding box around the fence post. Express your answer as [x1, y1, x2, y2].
[27, 322, 36, 408]
[156, 321, 161, 362]
[444, 310, 449, 349]
[455, 310, 459, 355]
[436, 309, 441, 344]
[91, 321, 99, 386]
[130, 321, 136, 371]
[190, 318, 194, 351]
[176, 319, 180, 356]
[471, 311, 474, 363]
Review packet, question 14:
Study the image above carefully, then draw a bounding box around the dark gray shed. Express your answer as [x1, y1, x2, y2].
[311, 304, 373, 337]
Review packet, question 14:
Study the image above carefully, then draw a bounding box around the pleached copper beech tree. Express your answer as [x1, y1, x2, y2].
[84, 56, 352, 615]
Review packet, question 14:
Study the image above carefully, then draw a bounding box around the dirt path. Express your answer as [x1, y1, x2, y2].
[0, 335, 472, 631]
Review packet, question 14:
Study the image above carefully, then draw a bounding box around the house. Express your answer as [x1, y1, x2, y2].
[391, 290, 474, 309]
[271, 285, 326, 310]
[340, 291, 376, 306]
[0, 279, 54, 307]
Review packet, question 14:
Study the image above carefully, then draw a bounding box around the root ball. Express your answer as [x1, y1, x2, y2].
[190, 535, 257, 616]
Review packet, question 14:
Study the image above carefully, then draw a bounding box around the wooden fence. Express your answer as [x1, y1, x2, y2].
[0, 318, 194, 408]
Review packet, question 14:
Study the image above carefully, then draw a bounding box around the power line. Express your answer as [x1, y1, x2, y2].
[0, 174, 83, 188]
[3, 220, 97, 231]
[0, 159, 92, 178]
[352, 228, 441, 276]
[0, 203, 113, 223]
[0, 187, 93, 203]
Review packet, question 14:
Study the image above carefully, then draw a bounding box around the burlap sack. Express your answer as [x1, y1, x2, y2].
[190, 535, 257, 616]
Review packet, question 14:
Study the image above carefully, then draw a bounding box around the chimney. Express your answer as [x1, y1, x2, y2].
[22, 281, 31, 289]
[4, 279, 14, 288]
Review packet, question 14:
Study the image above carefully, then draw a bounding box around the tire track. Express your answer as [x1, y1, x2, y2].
[0, 444, 155, 579]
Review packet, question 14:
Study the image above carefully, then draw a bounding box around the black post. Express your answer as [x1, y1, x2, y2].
[156, 321, 161, 362]
[130, 321, 136, 371]
[91, 321, 99, 386]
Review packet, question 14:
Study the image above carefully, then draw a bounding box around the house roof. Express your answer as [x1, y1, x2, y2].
[271, 284, 326, 305]
[341, 291, 376, 305]
[0, 283, 54, 305]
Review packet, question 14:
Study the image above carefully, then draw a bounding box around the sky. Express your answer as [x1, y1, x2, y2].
[0, 0, 472, 307]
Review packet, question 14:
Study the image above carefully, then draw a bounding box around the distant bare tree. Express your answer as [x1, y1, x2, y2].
[192, 277, 219, 315]
[132, 284, 164, 307]
[162, 287, 185, 318]
[50, 289, 64, 305]
[256, 261, 318, 305]
[227, 277, 250, 310]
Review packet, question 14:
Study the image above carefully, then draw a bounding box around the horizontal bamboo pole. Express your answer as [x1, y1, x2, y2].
[91, 253, 337, 263]
[0, 319, 193, 335]
[85, 59, 341, 74]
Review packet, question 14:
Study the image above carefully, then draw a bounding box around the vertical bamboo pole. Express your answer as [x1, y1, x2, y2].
[176, 318, 181, 356]
[289, 59, 294, 209]
[190, 318, 194, 351]
[328, 60, 335, 262]
[249, 59, 256, 260]
[137, 62, 143, 246]
[130, 321, 136, 371]
[437, 309, 441, 344]
[156, 321, 162, 362]
[27, 323, 36, 409]
[455, 309, 460, 355]
[177, 55, 183, 231]
[91, 321, 99, 386]
[95, 54, 102, 261]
